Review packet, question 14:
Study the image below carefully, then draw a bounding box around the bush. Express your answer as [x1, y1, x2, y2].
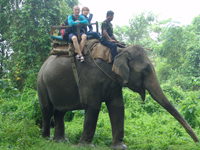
[0, 84, 43, 127]
[0, 78, 20, 99]
[155, 57, 172, 82]
[65, 111, 75, 122]
[0, 117, 41, 149]
[161, 82, 184, 103]
[191, 76, 200, 90]
[180, 91, 200, 128]
[23, 73, 38, 90]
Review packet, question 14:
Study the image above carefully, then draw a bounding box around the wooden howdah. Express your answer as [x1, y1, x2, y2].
[50, 22, 99, 55]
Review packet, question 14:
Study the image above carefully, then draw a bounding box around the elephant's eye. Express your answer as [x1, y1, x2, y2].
[143, 64, 151, 76]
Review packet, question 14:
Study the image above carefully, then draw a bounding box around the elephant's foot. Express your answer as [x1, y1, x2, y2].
[78, 142, 95, 148]
[45, 137, 52, 141]
[110, 142, 127, 150]
[42, 129, 51, 139]
[53, 136, 68, 142]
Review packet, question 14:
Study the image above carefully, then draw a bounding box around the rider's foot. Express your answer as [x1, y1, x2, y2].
[79, 55, 84, 63]
[76, 54, 80, 60]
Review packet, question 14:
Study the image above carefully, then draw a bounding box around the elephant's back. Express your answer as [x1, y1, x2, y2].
[38, 55, 81, 111]
[38, 55, 73, 83]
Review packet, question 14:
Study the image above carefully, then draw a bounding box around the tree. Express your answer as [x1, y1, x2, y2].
[0, 0, 23, 78]
[114, 11, 158, 47]
[157, 26, 185, 69]
[65, 0, 78, 8]
[191, 14, 200, 34]
[155, 14, 200, 82]
[182, 18, 200, 77]
[1, 0, 76, 89]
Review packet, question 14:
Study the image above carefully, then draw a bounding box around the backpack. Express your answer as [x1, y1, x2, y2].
[60, 15, 76, 43]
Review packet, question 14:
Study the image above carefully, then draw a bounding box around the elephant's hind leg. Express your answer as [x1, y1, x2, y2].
[41, 106, 53, 139]
[53, 110, 67, 141]
[38, 87, 54, 139]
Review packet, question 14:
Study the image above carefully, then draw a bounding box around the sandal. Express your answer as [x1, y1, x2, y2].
[75, 54, 80, 60]
[79, 55, 84, 63]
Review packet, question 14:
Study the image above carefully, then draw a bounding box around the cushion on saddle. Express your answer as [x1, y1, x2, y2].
[92, 43, 112, 63]
[82, 39, 100, 55]
[50, 39, 100, 56]
[51, 35, 65, 41]
[49, 37, 122, 63]
[92, 44, 122, 63]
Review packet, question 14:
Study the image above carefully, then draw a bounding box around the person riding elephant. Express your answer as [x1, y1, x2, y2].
[81, 6, 101, 39]
[101, 10, 125, 63]
[68, 5, 88, 62]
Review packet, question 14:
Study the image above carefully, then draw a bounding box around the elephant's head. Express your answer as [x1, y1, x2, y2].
[112, 45, 199, 143]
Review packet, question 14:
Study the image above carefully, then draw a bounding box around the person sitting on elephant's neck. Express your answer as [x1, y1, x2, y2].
[101, 10, 125, 63]
[81, 7, 101, 39]
[68, 6, 89, 63]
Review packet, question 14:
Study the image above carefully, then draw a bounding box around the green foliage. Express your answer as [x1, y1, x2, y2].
[65, 111, 75, 122]
[1, 0, 74, 90]
[183, 34, 200, 77]
[157, 26, 185, 69]
[180, 92, 200, 128]
[191, 76, 200, 90]
[155, 57, 172, 81]
[154, 15, 200, 81]
[0, 117, 41, 149]
[114, 11, 158, 46]
[171, 75, 193, 91]
[65, 0, 79, 8]
[1, 88, 42, 127]
[192, 14, 200, 34]
[161, 83, 184, 102]
[0, 0, 15, 78]
[0, 41, 9, 78]
[113, 11, 173, 57]
[128, 11, 155, 44]
[59, 0, 73, 24]
[4, 0, 60, 89]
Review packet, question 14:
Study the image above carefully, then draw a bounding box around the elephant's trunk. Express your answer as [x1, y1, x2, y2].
[144, 73, 199, 143]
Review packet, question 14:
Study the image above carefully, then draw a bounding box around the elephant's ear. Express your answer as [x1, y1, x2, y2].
[112, 51, 130, 83]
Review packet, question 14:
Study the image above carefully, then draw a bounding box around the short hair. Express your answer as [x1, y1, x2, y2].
[81, 7, 89, 13]
[107, 10, 114, 17]
[73, 5, 80, 10]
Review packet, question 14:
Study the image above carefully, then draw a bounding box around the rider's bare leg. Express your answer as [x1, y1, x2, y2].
[72, 36, 82, 57]
[80, 34, 87, 52]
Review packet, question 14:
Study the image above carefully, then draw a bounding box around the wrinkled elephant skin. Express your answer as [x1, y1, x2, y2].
[37, 45, 199, 149]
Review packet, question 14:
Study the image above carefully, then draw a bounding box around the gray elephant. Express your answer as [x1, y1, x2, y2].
[37, 45, 199, 149]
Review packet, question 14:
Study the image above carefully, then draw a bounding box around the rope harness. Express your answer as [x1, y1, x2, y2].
[70, 57, 79, 87]
[85, 44, 117, 83]
[71, 42, 117, 87]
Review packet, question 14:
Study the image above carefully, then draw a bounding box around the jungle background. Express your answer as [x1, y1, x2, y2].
[1, 0, 200, 149]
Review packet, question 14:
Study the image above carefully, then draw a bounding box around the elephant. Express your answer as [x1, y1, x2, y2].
[37, 45, 199, 149]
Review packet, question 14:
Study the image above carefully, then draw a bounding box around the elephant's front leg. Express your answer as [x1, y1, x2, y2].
[106, 92, 127, 149]
[79, 105, 101, 146]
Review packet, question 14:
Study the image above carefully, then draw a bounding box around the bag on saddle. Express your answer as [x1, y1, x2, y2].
[60, 15, 76, 43]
